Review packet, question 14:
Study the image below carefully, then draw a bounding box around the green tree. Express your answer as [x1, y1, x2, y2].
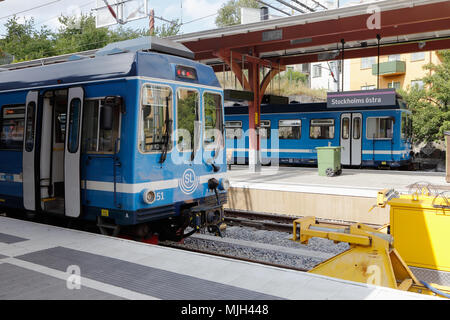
[399, 50, 450, 142]
[0, 16, 56, 62]
[215, 0, 260, 27]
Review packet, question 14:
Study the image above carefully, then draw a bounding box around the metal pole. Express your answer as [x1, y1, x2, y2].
[341, 41, 344, 92]
[377, 34, 381, 90]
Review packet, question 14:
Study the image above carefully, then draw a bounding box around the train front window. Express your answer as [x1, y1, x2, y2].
[366, 117, 394, 139]
[401, 113, 412, 140]
[0, 105, 25, 150]
[279, 119, 301, 140]
[310, 119, 335, 139]
[140, 84, 173, 153]
[203, 92, 223, 148]
[176, 89, 199, 152]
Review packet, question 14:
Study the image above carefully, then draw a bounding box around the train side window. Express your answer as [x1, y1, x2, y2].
[203, 92, 223, 147]
[279, 119, 301, 140]
[140, 84, 173, 153]
[260, 120, 271, 139]
[353, 117, 361, 139]
[24, 102, 36, 152]
[0, 105, 25, 150]
[310, 119, 335, 139]
[366, 117, 394, 140]
[82, 99, 121, 153]
[225, 121, 243, 140]
[176, 88, 199, 152]
[401, 113, 412, 140]
[342, 118, 350, 140]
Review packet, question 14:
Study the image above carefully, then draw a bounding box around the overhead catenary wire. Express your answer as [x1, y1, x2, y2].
[0, 0, 63, 21]
[255, 0, 291, 16]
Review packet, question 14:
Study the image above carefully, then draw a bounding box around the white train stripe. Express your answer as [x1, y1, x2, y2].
[82, 172, 228, 194]
[228, 148, 407, 155]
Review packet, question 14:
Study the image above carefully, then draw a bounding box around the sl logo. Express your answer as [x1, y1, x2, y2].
[179, 168, 199, 195]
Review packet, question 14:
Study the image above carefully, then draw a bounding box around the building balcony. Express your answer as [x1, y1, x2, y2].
[372, 61, 406, 76]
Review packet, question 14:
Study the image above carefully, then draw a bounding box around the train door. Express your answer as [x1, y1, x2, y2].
[39, 90, 67, 214]
[22, 91, 39, 211]
[340, 113, 362, 166]
[64, 87, 84, 218]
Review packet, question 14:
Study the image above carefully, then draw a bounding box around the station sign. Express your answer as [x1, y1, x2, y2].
[327, 89, 397, 108]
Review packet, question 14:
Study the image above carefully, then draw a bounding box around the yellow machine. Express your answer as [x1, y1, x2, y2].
[292, 184, 450, 298]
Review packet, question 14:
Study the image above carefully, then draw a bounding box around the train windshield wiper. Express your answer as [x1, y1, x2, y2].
[159, 97, 171, 164]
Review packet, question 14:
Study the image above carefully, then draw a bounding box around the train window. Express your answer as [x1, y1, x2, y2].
[342, 118, 350, 140]
[140, 84, 173, 153]
[203, 92, 223, 147]
[279, 119, 301, 140]
[353, 118, 361, 139]
[0, 105, 25, 150]
[177, 89, 199, 152]
[67, 98, 81, 153]
[310, 119, 335, 139]
[82, 99, 121, 153]
[260, 120, 271, 139]
[225, 121, 243, 140]
[366, 117, 394, 140]
[24, 102, 36, 152]
[401, 113, 412, 140]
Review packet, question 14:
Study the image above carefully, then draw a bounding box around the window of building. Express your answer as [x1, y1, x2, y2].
[366, 117, 394, 139]
[203, 92, 223, 148]
[82, 98, 121, 153]
[260, 120, 271, 139]
[312, 64, 322, 78]
[279, 119, 301, 140]
[310, 119, 335, 139]
[361, 57, 376, 69]
[139, 84, 173, 153]
[361, 85, 376, 90]
[177, 88, 199, 152]
[0, 105, 25, 150]
[388, 54, 401, 61]
[388, 82, 401, 89]
[411, 52, 425, 62]
[411, 80, 424, 90]
[225, 121, 243, 140]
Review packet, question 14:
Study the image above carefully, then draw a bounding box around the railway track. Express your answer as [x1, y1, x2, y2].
[223, 209, 382, 232]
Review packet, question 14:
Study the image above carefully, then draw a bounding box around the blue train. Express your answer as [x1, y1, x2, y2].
[0, 37, 229, 240]
[225, 90, 413, 168]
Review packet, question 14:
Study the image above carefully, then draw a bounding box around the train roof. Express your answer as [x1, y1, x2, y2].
[225, 99, 408, 115]
[0, 38, 221, 93]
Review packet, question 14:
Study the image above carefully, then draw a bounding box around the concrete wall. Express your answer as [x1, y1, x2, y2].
[225, 187, 390, 226]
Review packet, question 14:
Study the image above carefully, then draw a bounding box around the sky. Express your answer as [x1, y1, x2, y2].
[0, 0, 361, 38]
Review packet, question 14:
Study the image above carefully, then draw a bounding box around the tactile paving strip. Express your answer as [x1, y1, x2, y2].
[0, 232, 28, 244]
[16, 246, 283, 300]
[0, 263, 123, 300]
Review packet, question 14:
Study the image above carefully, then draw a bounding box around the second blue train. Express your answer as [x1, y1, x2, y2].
[225, 89, 413, 168]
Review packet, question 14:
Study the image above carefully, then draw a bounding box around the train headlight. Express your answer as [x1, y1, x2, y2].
[219, 178, 230, 191]
[142, 189, 156, 204]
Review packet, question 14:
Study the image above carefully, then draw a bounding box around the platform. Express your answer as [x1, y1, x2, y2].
[225, 166, 446, 225]
[0, 216, 435, 300]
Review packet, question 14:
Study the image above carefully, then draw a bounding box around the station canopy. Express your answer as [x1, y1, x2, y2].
[168, 0, 450, 69]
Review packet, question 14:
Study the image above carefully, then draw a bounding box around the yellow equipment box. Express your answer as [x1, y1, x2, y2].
[388, 192, 450, 273]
